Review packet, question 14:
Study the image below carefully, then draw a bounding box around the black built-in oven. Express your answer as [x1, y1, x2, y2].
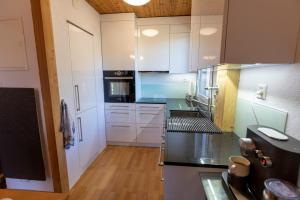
[103, 70, 135, 103]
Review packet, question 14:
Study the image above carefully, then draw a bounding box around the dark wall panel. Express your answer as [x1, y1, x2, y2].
[0, 88, 46, 180]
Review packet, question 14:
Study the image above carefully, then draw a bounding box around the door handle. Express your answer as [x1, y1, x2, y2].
[77, 117, 83, 142]
[75, 85, 81, 112]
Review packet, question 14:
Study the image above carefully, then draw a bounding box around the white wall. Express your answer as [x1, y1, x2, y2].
[50, 0, 106, 188]
[0, 0, 53, 191]
[237, 63, 300, 140]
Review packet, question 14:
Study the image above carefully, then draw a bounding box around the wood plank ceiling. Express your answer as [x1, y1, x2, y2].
[86, 0, 192, 18]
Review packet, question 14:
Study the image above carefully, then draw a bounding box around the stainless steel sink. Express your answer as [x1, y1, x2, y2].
[169, 110, 206, 118]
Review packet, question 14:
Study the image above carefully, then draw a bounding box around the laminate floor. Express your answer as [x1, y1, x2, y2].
[67, 146, 164, 200]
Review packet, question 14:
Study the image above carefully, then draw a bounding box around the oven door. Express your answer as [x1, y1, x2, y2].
[103, 77, 135, 103]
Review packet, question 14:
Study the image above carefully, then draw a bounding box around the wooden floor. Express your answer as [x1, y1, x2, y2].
[67, 146, 164, 200]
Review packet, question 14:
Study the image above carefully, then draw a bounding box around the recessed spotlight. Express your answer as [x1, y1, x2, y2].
[123, 0, 151, 6]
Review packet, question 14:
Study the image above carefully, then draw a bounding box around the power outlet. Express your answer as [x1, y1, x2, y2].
[256, 84, 267, 100]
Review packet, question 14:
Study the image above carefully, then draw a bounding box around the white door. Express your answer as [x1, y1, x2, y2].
[138, 25, 170, 71]
[68, 24, 97, 113]
[77, 108, 99, 169]
[170, 33, 190, 73]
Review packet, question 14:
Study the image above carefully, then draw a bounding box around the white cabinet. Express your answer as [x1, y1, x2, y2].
[101, 14, 136, 70]
[137, 124, 164, 144]
[77, 108, 99, 169]
[106, 123, 137, 143]
[170, 24, 190, 73]
[198, 16, 223, 67]
[105, 103, 135, 110]
[189, 15, 223, 72]
[68, 23, 101, 174]
[135, 104, 165, 146]
[105, 110, 136, 123]
[137, 25, 170, 71]
[68, 24, 97, 112]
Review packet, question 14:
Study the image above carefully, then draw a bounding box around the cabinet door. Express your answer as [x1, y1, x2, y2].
[101, 21, 135, 70]
[136, 110, 165, 124]
[170, 33, 190, 73]
[105, 110, 136, 123]
[68, 24, 97, 112]
[106, 123, 137, 143]
[138, 25, 170, 71]
[136, 124, 163, 144]
[222, 0, 300, 64]
[77, 108, 99, 169]
[198, 16, 223, 68]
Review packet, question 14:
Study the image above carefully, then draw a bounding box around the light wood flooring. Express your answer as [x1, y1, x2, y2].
[67, 146, 164, 200]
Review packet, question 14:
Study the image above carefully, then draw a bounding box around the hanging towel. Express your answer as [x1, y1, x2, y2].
[60, 100, 75, 149]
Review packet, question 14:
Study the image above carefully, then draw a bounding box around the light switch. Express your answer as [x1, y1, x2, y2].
[256, 84, 267, 100]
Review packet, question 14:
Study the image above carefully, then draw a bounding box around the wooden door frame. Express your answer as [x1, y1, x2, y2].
[30, 0, 69, 193]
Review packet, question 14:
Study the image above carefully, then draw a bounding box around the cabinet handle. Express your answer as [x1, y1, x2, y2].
[140, 113, 160, 115]
[140, 106, 160, 109]
[140, 126, 160, 129]
[111, 112, 129, 115]
[110, 105, 129, 108]
[75, 85, 80, 112]
[77, 117, 83, 142]
[158, 145, 165, 166]
[111, 125, 130, 128]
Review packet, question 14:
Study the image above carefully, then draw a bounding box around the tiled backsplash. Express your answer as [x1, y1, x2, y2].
[140, 72, 196, 98]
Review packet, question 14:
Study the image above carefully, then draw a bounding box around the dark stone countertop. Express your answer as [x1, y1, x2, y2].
[136, 98, 199, 111]
[164, 131, 241, 168]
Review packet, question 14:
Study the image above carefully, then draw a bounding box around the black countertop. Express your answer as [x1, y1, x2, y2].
[164, 131, 241, 168]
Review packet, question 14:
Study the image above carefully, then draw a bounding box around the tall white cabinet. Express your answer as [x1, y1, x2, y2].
[68, 24, 101, 171]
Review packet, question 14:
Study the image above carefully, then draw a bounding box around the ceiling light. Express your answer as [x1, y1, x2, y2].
[123, 0, 151, 6]
[200, 27, 217, 36]
[142, 29, 159, 37]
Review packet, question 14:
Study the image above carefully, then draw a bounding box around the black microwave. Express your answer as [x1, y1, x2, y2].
[103, 70, 135, 103]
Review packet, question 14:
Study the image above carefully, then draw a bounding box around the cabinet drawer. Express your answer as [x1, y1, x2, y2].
[136, 104, 165, 111]
[106, 123, 136, 143]
[136, 124, 163, 144]
[136, 110, 164, 124]
[105, 103, 135, 110]
[105, 110, 135, 123]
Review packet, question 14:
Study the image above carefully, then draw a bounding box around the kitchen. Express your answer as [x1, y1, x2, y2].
[0, 0, 300, 200]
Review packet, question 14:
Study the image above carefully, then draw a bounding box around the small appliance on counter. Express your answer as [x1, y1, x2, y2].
[238, 125, 300, 199]
[103, 70, 135, 103]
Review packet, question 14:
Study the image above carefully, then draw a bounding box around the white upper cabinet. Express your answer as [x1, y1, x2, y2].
[101, 14, 136, 70]
[137, 24, 170, 71]
[170, 24, 190, 73]
[198, 16, 223, 68]
[222, 0, 300, 64]
[189, 15, 223, 72]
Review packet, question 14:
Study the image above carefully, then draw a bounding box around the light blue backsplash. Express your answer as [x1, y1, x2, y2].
[140, 73, 197, 98]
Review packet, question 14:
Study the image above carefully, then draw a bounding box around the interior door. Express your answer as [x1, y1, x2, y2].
[68, 24, 97, 113]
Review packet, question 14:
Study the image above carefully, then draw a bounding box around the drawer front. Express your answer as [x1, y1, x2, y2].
[106, 123, 136, 143]
[136, 110, 165, 124]
[105, 103, 135, 110]
[105, 110, 135, 123]
[136, 104, 165, 111]
[137, 124, 163, 144]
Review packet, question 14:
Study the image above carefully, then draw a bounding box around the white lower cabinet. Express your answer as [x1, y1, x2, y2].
[106, 123, 136, 143]
[137, 124, 163, 144]
[105, 103, 165, 146]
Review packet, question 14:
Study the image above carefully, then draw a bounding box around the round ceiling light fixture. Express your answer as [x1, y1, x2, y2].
[200, 27, 218, 36]
[123, 0, 151, 6]
[142, 29, 159, 37]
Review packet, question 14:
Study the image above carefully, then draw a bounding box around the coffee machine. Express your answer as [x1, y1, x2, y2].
[243, 125, 300, 199]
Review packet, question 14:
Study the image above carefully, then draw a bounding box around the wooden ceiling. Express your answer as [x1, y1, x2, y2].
[86, 0, 192, 18]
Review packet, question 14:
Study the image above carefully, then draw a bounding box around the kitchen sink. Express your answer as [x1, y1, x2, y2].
[169, 110, 207, 118]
